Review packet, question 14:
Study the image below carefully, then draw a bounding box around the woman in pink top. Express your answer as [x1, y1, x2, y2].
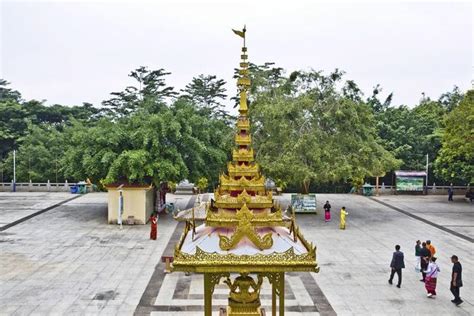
[424, 257, 440, 297]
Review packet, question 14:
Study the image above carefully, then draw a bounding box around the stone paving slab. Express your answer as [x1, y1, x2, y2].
[0, 193, 177, 315]
[274, 193, 473, 316]
[0, 192, 73, 228]
[373, 195, 474, 240]
[1, 192, 473, 316]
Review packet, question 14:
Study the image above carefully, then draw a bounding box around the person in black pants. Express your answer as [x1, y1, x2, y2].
[450, 255, 463, 305]
[388, 245, 405, 288]
[419, 242, 431, 281]
[448, 184, 454, 201]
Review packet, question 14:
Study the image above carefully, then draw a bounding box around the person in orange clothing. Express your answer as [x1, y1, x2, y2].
[149, 212, 158, 240]
[426, 240, 436, 257]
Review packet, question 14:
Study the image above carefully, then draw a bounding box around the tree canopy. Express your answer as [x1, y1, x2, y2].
[435, 90, 474, 184]
[249, 66, 400, 192]
[0, 65, 470, 190]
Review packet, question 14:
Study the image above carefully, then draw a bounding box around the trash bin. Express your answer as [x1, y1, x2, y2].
[362, 183, 374, 196]
[70, 185, 78, 194]
[77, 184, 86, 194]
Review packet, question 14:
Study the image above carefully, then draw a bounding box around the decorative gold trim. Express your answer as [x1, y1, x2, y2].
[220, 174, 265, 188]
[236, 118, 250, 130]
[235, 134, 252, 145]
[173, 246, 318, 272]
[232, 148, 254, 162]
[213, 189, 273, 209]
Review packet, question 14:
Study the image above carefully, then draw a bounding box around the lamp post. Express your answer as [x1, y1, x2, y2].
[117, 184, 124, 229]
[425, 154, 429, 195]
[13, 150, 16, 192]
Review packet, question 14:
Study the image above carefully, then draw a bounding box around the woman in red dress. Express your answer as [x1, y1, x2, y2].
[149, 212, 158, 240]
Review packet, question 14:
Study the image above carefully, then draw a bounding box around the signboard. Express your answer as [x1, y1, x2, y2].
[396, 176, 424, 192]
[291, 194, 317, 213]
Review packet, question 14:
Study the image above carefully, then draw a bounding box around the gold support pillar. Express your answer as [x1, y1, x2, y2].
[204, 273, 212, 316]
[267, 272, 285, 316]
[272, 281, 276, 316]
[279, 273, 285, 316]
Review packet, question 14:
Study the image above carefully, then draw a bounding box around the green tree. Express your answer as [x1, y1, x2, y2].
[61, 119, 126, 183]
[197, 177, 209, 193]
[0, 100, 28, 158]
[102, 66, 177, 117]
[249, 67, 400, 193]
[438, 86, 464, 112]
[435, 90, 474, 183]
[0, 79, 22, 102]
[181, 75, 227, 116]
[3, 124, 64, 182]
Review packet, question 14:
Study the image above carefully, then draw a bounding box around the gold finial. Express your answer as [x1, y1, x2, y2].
[232, 25, 246, 47]
[233, 25, 250, 115]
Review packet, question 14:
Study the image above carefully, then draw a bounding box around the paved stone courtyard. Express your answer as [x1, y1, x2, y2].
[0, 192, 472, 315]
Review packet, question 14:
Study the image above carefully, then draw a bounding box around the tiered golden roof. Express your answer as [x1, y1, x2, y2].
[204, 35, 281, 235]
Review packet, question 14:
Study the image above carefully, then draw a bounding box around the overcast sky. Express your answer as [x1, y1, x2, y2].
[1, 0, 472, 113]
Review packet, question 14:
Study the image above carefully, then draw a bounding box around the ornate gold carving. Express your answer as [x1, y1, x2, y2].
[236, 118, 250, 130]
[213, 189, 273, 209]
[219, 204, 273, 251]
[209, 272, 230, 294]
[207, 202, 286, 227]
[232, 148, 254, 162]
[235, 133, 252, 145]
[224, 272, 263, 304]
[265, 272, 283, 296]
[227, 162, 259, 177]
[173, 246, 317, 271]
[219, 174, 265, 190]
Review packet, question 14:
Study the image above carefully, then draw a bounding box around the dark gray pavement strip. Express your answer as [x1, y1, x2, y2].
[134, 197, 198, 315]
[0, 194, 82, 232]
[302, 274, 336, 316]
[370, 197, 474, 243]
[135, 220, 185, 316]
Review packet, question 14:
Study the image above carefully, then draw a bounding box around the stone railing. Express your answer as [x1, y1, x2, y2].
[0, 180, 76, 192]
[373, 184, 470, 195]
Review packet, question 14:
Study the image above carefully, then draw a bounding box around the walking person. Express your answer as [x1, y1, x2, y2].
[450, 255, 463, 306]
[424, 257, 440, 298]
[339, 207, 348, 230]
[448, 183, 454, 201]
[149, 211, 158, 240]
[323, 201, 331, 222]
[388, 245, 405, 288]
[419, 242, 431, 282]
[415, 240, 422, 272]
